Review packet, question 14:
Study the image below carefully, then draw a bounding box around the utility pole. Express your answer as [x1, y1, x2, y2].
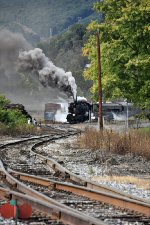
[97, 31, 103, 130]
[126, 100, 129, 129]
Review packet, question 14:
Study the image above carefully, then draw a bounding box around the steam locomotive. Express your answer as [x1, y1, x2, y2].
[66, 98, 150, 124]
[66, 100, 125, 124]
[66, 100, 92, 124]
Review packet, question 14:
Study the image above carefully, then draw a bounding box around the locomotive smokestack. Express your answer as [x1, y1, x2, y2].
[75, 95, 77, 103]
[72, 94, 77, 103]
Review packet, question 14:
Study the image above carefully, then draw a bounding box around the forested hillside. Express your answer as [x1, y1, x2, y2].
[0, 1, 101, 105]
[38, 24, 92, 97]
[0, 0, 98, 44]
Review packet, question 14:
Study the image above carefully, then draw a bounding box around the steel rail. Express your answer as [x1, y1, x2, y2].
[0, 160, 107, 225]
[1, 133, 150, 217]
[0, 160, 83, 212]
[0, 187, 105, 225]
[0, 130, 79, 150]
[0, 135, 50, 149]
[8, 169, 150, 217]
[31, 141, 150, 205]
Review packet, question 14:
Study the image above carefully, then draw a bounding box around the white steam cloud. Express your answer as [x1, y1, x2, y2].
[18, 48, 77, 98]
[55, 103, 68, 122]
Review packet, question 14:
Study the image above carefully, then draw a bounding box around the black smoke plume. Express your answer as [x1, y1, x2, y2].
[18, 48, 77, 98]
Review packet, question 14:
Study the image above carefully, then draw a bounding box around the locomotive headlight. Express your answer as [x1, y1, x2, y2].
[73, 114, 75, 116]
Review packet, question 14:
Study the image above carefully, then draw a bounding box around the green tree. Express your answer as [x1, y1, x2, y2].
[0, 109, 26, 127]
[83, 0, 150, 108]
[0, 95, 26, 127]
[0, 95, 10, 108]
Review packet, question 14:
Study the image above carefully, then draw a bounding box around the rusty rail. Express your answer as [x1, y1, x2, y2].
[0, 187, 105, 225]
[8, 169, 150, 217]
[0, 160, 106, 224]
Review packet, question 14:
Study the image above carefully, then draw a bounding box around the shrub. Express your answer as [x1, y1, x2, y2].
[0, 95, 27, 127]
[0, 95, 10, 108]
[0, 122, 8, 135]
[0, 109, 27, 127]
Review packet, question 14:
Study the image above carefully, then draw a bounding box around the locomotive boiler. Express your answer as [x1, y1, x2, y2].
[66, 100, 92, 124]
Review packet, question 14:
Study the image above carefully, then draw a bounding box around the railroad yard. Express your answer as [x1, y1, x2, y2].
[0, 124, 149, 225]
[0, 0, 149, 224]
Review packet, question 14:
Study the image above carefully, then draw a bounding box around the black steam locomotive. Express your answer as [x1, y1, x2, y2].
[66, 100, 92, 124]
[66, 100, 125, 124]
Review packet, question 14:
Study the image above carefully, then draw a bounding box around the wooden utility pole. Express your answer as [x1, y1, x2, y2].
[97, 31, 103, 130]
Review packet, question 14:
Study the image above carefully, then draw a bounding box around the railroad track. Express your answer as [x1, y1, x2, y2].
[0, 187, 102, 225]
[1, 165, 150, 225]
[0, 126, 150, 225]
[0, 127, 105, 225]
[0, 163, 150, 224]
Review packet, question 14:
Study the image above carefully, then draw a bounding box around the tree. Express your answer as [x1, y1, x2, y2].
[0, 95, 10, 108]
[0, 95, 26, 127]
[83, 0, 150, 109]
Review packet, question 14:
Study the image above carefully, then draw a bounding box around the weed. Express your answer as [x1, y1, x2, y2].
[88, 166, 95, 175]
[76, 128, 150, 160]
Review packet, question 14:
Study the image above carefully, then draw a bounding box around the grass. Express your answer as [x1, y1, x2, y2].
[76, 128, 150, 160]
[137, 127, 150, 132]
[0, 120, 65, 137]
[0, 123, 43, 136]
